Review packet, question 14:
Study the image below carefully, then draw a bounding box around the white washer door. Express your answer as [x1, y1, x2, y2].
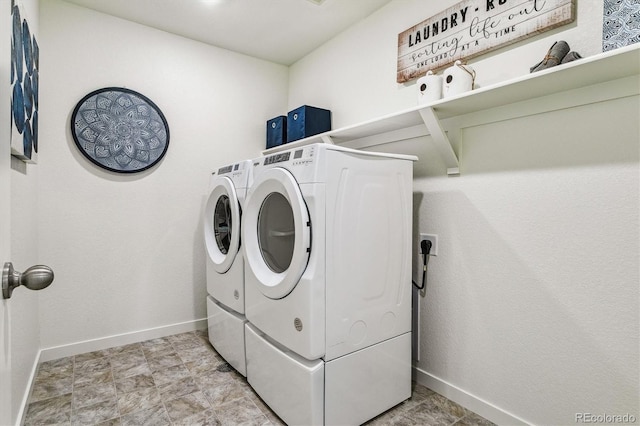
[204, 176, 241, 273]
[243, 167, 310, 299]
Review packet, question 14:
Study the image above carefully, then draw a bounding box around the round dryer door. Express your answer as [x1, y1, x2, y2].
[243, 167, 311, 299]
[204, 176, 241, 273]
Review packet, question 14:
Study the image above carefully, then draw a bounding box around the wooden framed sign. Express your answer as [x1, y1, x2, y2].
[397, 0, 576, 83]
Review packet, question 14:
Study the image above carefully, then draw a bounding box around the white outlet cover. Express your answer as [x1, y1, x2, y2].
[419, 233, 438, 256]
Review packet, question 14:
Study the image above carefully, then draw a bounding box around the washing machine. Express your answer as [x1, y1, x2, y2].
[242, 143, 417, 425]
[204, 159, 252, 376]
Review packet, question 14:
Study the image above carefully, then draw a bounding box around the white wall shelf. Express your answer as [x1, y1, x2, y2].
[263, 44, 640, 176]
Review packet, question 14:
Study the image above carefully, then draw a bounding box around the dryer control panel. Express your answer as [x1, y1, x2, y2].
[263, 145, 317, 166]
[257, 144, 322, 183]
[264, 152, 290, 165]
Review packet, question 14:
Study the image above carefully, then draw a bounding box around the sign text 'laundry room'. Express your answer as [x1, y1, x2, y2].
[396, 0, 576, 83]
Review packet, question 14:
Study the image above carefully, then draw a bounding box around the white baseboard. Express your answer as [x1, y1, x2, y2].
[39, 318, 208, 362]
[412, 365, 531, 426]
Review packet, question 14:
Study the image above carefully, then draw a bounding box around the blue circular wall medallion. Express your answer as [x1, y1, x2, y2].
[71, 87, 170, 173]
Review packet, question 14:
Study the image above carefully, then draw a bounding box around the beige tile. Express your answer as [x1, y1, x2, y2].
[73, 369, 114, 387]
[33, 367, 73, 384]
[193, 369, 232, 389]
[140, 336, 171, 347]
[172, 337, 210, 352]
[24, 393, 72, 425]
[172, 408, 221, 426]
[454, 412, 497, 426]
[363, 407, 403, 425]
[147, 352, 182, 372]
[30, 376, 73, 403]
[400, 399, 461, 426]
[96, 417, 122, 426]
[37, 357, 75, 381]
[75, 357, 111, 375]
[117, 387, 163, 416]
[428, 391, 471, 419]
[74, 349, 110, 365]
[167, 331, 202, 345]
[120, 404, 171, 426]
[213, 396, 266, 425]
[140, 337, 173, 357]
[107, 342, 143, 356]
[243, 392, 286, 426]
[111, 360, 151, 381]
[157, 376, 200, 401]
[22, 331, 495, 426]
[114, 373, 155, 395]
[71, 397, 119, 425]
[176, 343, 219, 363]
[183, 354, 223, 375]
[73, 382, 117, 409]
[39, 356, 74, 371]
[163, 391, 211, 423]
[110, 349, 146, 370]
[194, 329, 209, 339]
[151, 363, 191, 387]
[201, 380, 246, 407]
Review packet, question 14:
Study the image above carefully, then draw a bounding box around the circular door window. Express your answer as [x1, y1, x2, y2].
[258, 192, 295, 273]
[242, 167, 310, 299]
[214, 194, 232, 255]
[204, 177, 241, 273]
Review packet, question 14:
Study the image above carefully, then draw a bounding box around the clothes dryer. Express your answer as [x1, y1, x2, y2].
[204, 159, 252, 376]
[242, 144, 416, 425]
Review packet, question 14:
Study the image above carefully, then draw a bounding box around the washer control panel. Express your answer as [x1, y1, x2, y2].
[211, 160, 251, 187]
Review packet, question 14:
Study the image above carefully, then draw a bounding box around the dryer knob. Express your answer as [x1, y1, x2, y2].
[294, 317, 303, 332]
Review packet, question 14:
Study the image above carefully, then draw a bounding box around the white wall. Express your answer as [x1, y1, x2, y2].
[5, 0, 42, 423]
[288, 0, 604, 128]
[37, 0, 288, 351]
[288, 0, 639, 425]
[15, 0, 639, 424]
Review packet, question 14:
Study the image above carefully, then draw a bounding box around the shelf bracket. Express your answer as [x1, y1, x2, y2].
[320, 134, 335, 145]
[419, 107, 459, 176]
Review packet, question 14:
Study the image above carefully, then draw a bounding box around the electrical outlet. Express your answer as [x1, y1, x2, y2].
[419, 233, 438, 256]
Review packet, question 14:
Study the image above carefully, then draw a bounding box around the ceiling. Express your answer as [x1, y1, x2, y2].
[62, 0, 393, 65]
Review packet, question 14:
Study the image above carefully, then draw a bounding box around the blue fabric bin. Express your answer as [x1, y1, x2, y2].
[286, 105, 331, 143]
[266, 116, 287, 149]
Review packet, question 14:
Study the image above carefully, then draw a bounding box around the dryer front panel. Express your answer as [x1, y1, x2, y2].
[204, 176, 241, 273]
[243, 167, 311, 300]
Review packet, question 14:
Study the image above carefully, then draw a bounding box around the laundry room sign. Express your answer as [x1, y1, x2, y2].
[397, 0, 576, 83]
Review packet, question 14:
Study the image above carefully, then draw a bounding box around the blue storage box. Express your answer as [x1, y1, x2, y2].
[266, 116, 287, 149]
[287, 105, 331, 142]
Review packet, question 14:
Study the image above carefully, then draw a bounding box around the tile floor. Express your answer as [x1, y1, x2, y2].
[23, 330, 495, 425]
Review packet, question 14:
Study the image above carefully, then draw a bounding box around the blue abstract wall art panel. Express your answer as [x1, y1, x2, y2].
[71, 87, 170, 173]
[10, 1, 39, 163]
